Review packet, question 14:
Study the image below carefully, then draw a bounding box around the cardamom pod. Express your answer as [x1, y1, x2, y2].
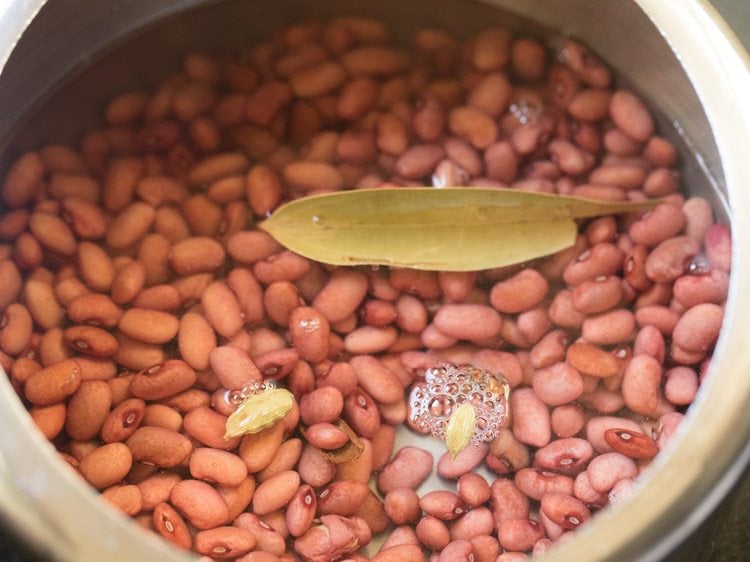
[444, 403, 477, 460]
[224, 387, 295, 439]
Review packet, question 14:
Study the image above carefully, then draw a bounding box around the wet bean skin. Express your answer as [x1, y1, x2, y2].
[0, 13, 729, 562]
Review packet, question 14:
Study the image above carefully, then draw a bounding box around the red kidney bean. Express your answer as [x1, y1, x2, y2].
[252, 470, 300, 515]
[490, 269, 549, 313]
[664, 366, 699, 406]
[209, 346, 262, 390]
[349, 355, 403, 405]
[419, 490, 468, 521]
[515, 468, 574, 500]
[455, 473, 491, 508]
[549, 405, 585, 439]
[126, 426, 192, 468]
[449, 507, 494, 541]
[540, 493, 591, 529]
[299, 385, 343, 425]
[169, 479, 229, 530]
[645, 236, 701, 283]
[153, 501, 192, 550]
[377, 446, 433, 494]
[672, 303, 724, 353]
[563, 243, 624, 287]
[130, 360, 197, 400]
[190, 448, 248, 487]
[234, 513, 286, 555]
[603, 428, 659, 460]
[572, 471, 608, 507]
[609, 90, 654, 142]
[490, 478, 530, 530]
[437, 442, 489, 480]
[622, 353, 663, 416]
[286, 484, 317, 538]
[586, 452, 638, 493]
[534, 438, 593, 474]
[511, 388, 551, 447]
[532, 362, 584, 406]
[498, 518, 545, 552]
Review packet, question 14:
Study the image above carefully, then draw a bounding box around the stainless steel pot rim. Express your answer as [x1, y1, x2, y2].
[0, 1, 747, 561]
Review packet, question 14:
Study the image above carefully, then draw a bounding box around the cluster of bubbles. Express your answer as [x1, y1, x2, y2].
[226, 380, 276, 406]
[408, 363, 510, 446]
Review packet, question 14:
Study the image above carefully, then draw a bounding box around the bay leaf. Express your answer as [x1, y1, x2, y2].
[259, 187, 658, 271]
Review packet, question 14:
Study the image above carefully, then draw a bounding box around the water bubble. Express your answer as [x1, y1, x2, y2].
[299, 317, 320, 333]
[311, 214, 323, 225]
[406, 362, 510, 449]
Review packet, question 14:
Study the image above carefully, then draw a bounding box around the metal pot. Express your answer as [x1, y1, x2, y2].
[0, 1, 748, 560]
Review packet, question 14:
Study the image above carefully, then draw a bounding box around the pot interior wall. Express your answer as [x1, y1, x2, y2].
[0, 0, 733, 561]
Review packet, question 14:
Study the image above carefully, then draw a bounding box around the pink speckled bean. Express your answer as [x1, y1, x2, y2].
[298, 444, 336, 488]
[511, 388, 551, 447]
[586, 452, 638, 493]
[540, 493, 591, 530]
[304, 423, 349, 450]
[490, 269, 549, 314]
[437, 442, 489, 479]
[515, 468, 574, 501]
[318, 480, 371, 516]
[380, 525, 420, 550]
[563, 243, 624, 287]
[664, 366, 699, 406]
[534, 438, 593, 474]
[433, 304, 502, 341]
[209, 346, 262, 391]
[438, 539, 474, 562]
[490, 479, 530, 530]
[449, 507, 494, 541]
[416, 516, 450, 551]
[498, 518, 544, 552]
[672, 303, 724, 353]
[581, 309, 635, 345]
[532, 362, 584, 406]
[645, 236, 701, 283]
[252, 470, 300, 515]
[705, 223, 731, 272]
[586, 416, 645, 453]
[457, 473, 491, 508]
[383, 488, 421, 525]
[572, 471, 608, 507]
[286, 484, 317, 538]
[673, 269, 729, 309]
[571, 275, 622, 314]
[349, 355, 403, 405]
[622, 354, 663, 416]
[377, 446, 433, 494]
[550, 404, 586, 439]
[629, 204, 686, 247]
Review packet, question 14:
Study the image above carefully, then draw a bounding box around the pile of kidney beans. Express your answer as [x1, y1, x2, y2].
[0, 15, 731, 562]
